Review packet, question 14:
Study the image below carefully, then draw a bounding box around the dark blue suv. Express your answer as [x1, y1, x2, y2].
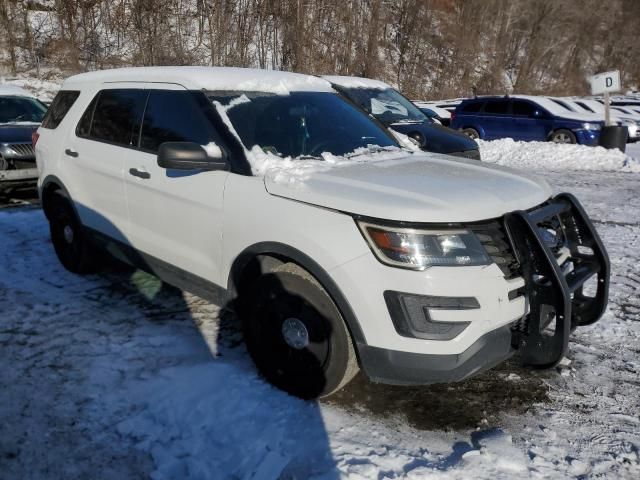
[451, 96, 604, 145]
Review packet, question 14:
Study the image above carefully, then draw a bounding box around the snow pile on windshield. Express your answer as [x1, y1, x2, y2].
[248, 145, 409, 185]
[478, 138, 640, 173]
[213, 96, 414, 184]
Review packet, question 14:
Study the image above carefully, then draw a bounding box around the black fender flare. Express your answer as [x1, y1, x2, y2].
[228, 241, 367, 346]
[40, 174, 77, 219]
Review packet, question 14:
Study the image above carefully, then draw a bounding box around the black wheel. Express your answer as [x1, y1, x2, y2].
[241, 263, 359, 399]
[461, 127, 480, 140]
[550, 129, 576, 144]
[49, 192, 98, 274]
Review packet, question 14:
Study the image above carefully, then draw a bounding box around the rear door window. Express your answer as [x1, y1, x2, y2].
[88, 90, 147, 146]
[140, 90, 219, 153]
[40, 91, 79, 128]
[512, 100, 536, 117]
[461, 102, 483, 113]
[483, 100, 509, 115]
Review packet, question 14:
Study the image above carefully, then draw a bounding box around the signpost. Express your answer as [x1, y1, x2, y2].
[590, 70, 621, 126]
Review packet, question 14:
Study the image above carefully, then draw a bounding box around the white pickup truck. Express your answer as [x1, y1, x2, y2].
[35, 67, 610, 398]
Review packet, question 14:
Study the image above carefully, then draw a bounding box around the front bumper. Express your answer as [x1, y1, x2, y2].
[333, 193, 609, 385]
[574, 129, 600, 145]
[358, 322, 515, 385]
[0, 167, 38, 189]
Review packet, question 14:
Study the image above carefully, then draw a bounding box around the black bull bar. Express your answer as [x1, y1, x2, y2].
[504, 193, 610, 368]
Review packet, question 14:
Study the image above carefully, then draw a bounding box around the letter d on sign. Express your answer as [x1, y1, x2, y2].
[590, 70, 620, 95]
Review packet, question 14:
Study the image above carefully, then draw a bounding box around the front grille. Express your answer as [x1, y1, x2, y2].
[469, 221, 522, 279]
[8, 143, 35, 157]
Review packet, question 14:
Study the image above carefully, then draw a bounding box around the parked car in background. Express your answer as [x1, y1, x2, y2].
[324, 76, 480, 159]
[0, 85, 48, 193]
[451, 95, 605, 145]
[35, 67, 609, 399]
[412, 101, 451, 126]
[559, 98, 639, 142]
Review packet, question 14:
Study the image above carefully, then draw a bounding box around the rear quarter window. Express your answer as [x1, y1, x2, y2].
[41, 91, 80, 129]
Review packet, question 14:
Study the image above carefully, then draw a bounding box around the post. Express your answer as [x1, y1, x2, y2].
[604, 91, 611, 126]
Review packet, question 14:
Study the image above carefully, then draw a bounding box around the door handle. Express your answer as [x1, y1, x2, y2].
[65, 148, 78, 158]
[129, 167, 150, 179]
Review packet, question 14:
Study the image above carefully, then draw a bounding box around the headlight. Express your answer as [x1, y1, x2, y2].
[582, 122, 601, 131]
[357, 220, 492, 270]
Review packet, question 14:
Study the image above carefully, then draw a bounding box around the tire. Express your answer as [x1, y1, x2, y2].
[461, 127, 480, 140]
[550, 129, 576, 144]
[241, 263, 359, 399]
[48, 191, 98, 274]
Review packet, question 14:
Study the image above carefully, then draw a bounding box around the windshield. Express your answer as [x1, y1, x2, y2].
[209, 91, 398, 158]
[339, 87, 427, 124]
[0, 96, 47, 124]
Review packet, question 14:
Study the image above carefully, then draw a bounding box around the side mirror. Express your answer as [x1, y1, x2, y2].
[157, 142, 228, 171]
[407, 131, 426, 147]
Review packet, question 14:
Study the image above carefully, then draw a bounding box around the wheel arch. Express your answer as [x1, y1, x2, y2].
[227, 241, 367, 346]
[40, 174, 75, 220]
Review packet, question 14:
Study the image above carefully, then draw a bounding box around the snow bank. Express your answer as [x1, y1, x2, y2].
[478, 138, 640, 173]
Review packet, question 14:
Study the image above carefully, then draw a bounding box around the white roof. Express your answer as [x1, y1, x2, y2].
[0, 85, 34, 97]
[62, 67, 334, 95]
[322, 75, 391, 90]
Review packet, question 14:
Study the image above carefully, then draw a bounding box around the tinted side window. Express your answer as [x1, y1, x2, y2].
[76, 94, 98, 138]
[461, 102, 482, 113]
[483, 100, 509, 114]
[41, 91, 79, 129]
[512, 100, 535, 117]
[140, 90, 218, 153]
[90, 90, 147, 146]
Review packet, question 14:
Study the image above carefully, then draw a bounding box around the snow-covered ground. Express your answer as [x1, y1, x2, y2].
[1, 141, 640, 479]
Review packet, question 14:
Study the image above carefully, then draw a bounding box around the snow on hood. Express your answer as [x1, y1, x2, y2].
[264, 152, 552, 223]
[478, 138, 640, 173]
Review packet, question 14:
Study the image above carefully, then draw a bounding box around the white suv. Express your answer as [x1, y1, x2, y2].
[35, 67, 610, 399]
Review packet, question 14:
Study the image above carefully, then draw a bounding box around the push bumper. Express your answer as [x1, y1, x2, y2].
[357, 322, 515, 385]
[505, 192, 610, 367]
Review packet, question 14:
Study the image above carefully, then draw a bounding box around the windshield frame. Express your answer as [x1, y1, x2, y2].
[0, 95, 48, 125]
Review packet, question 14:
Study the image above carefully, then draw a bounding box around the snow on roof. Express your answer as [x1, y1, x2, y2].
[322, 75, 391, 90]
[510, 95, 601, 121]
[62, 67, 334, 95]
[0, 84, 34, 97]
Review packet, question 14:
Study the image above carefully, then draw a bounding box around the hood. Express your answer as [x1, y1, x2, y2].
[264, 153, 551, 223]
[0, 124, 38, 144]
[389, 121, 477, 154]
